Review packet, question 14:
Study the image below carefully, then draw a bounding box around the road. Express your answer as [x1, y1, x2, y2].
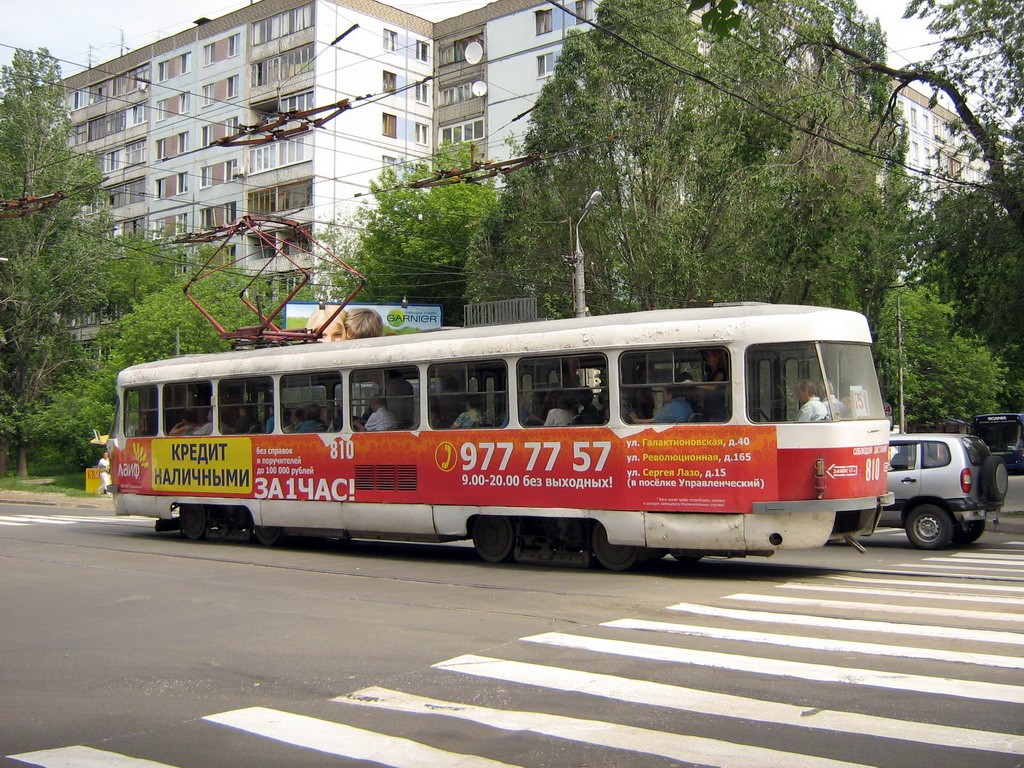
[1, 495, 1022, 768]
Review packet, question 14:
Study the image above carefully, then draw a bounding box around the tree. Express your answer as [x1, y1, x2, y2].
[874, 286, 1004, 427]
[469, 0, 916, 320]
[0, 49, 108, 476]
[348, 148, 499, 326]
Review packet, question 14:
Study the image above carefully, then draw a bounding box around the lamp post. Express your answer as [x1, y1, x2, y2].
[573, 189, 603, 318]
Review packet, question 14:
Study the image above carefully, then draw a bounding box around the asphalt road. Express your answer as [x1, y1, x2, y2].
[1, 495, 1022, 768]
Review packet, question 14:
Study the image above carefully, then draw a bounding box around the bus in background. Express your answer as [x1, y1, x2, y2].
[109, 304, 892, 571]
[970, 413, 1024, 473]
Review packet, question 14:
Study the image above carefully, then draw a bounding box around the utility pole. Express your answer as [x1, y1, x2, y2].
[573, 189, 603, 318]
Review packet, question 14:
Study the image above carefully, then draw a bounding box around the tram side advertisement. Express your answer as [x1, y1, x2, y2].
[114, 425, 883, 512]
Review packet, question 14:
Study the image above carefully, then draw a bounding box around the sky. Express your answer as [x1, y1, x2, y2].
[0, 0, 941, 78]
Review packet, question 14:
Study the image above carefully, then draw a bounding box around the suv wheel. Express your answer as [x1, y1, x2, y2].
[951, 520, 986, 546]
[980, 456, 1008, 503]
[905, 504, 954, 549]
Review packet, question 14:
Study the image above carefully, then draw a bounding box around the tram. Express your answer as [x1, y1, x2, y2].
[110, 304, 892, 570]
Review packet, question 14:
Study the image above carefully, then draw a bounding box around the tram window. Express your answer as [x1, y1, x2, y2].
[280, 372, 342, 432]
[124, 386, 158, 437]
[162, 381, 212, 436]
[746, 342, 884, 423]
[518, 354, 607, 427]
[350, 366, 420, 431]
[619, 348, 729, 424]
[218, 376, 273, 434]
[428, 361, 507, 429]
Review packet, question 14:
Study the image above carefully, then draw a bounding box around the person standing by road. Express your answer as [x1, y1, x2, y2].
[97, 451, 111, 495]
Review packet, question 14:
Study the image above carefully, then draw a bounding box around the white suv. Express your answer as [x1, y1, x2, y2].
[883, 433, 1007, 549]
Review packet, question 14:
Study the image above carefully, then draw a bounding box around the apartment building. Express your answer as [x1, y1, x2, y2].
[62, 0, 586, 269]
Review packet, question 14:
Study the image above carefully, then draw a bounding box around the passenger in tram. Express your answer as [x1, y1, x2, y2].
[190, 407, 214, 435]
[169, 409, 198, 436]
[452, 395, 484, 429]
[621, 386, 655, 424]
[796, 379, 829, 421]
[701, 349, 729, 421]
[354, 397, 397, 431]
[222, 403, 256, 434]
[386, 370, 416, 428]
[633, 385, 694, 424]
[518, 393, 546, 426]
[542, 391, 575, 427]
[295, 405, 327, 432]
[572, 391, 605, 425]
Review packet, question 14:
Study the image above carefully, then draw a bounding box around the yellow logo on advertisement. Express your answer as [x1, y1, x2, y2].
[435, 441, 457, 472]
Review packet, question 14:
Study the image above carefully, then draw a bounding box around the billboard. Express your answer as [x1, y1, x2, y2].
[285, 302, 443, 336]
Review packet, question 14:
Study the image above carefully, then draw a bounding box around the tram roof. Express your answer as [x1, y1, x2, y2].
[118, 303, 871, 384]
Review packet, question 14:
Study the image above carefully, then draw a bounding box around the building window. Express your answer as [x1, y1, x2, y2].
[252, 3, 314, 45]
[127, 104, 146, 126]
[202, 83, 216, 107]
[415, 81, 430, 104]
[227, 75, 240, 99]
[537, 52, 556, 77]
[440, 36, 482, 66]
[441, 119, 484, 144]
[383, 29, 398, 52]
[87, 112, 126, 142]
[415, 123, 428, 146]
[574, 0, 593, 22]
[383, 70, 397, 92]
[69, 123, 87, 147]
[200, 165, 215, 188]
[247, 179, 313, 214]
[157, 52, 190, 82]
[252, 44, 313, 87]
[177, 172, 189, 194]
[383, 155, 400, 168]
[382, 112, 397, 139]
[249, 135, 310, 174]
[535, 9, 553, 34]
[125, 139, 146, 166]
[109, 178, 146, 207]
[102, 149, 123, 174]
[280, 90, 314, 112]
[416, 40, 429, 62]
[441, 83, 473, 106]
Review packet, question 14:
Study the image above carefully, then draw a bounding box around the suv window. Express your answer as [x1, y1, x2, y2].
[961, 435, 991, 466]
[921, 441, 951, 469]
[889, 443, 917, 471]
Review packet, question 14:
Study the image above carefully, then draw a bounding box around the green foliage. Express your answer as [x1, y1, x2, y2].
[349, 146, 499, 325]
[0, 49, 109, 474]
[470, 0, 915, 319]
[874, 287, 1004, 426]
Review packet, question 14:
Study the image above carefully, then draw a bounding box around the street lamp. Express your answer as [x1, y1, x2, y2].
[573, 189, 603, 318]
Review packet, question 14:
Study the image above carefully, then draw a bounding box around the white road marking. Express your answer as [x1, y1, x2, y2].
[0, 515, 76, 524]
[724, 593, 1024, 623]
[666, 601, 1024, 645]
[336, 686, 876, 768]
[9, 745, 179, 767]
[435, 654, 1024, 755]
[205, 706, 520, 767]
[777, 582, 1024, 606]
[522, 632, 1024, 704]
[827, 574, 1024, 593]
[605, 617, 1024, 668]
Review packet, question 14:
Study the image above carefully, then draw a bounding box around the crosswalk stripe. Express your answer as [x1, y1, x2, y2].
[9, 745, 179, 767]
[0, 521, 31, 526]
[827, 574, 1024, 593]
[666, 601, 1024, 645]
[948, 552, 1024, 561]
[205, 706, 520, 767]
[434, 654, 1024, 755]
[336, 686, 875, 768]
[724, 593, 1024, 623]
[522, 632, 1024, 704]
[777, 582, 1024, 606]
[927, 556, 1024, 566]
[605, 618, 1024, 668]
[866, 564, 1024, 578]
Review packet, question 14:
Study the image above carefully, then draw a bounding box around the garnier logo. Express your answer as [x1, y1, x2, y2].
[386, 309, 405, 327]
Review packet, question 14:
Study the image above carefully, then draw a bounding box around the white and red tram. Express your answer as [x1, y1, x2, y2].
[110, 304, 892, 570]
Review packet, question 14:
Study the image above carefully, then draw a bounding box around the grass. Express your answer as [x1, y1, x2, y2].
[0, 471, 93, 497]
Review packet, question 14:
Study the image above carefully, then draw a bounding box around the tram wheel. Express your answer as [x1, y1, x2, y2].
[180, 507, 207, 541]
[591, 523, 644, 571]
[252, 525, 283, 547]
[472, 516, 515, 563]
